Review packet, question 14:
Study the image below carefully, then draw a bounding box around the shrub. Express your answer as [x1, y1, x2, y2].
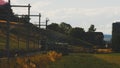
[16, 51, 62, 68]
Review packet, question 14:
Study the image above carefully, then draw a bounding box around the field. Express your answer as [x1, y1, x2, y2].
[48, 53, 120, 68]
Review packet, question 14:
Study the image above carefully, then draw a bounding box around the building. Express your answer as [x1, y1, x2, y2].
[112, 22, 120, 52]
[86, 32, 105, 48]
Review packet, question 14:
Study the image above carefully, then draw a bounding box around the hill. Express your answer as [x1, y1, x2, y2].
[104, 34, 112, 42]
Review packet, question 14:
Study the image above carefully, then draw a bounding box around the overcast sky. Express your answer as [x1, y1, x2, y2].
[4, 0, 120, 34]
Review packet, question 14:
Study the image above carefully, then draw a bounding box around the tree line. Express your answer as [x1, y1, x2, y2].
[47, 22, 105, 48]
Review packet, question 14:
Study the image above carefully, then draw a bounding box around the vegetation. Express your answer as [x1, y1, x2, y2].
[69, 27, 85, 40]
[59, 22, 72, 34]
[47, 22, 72, 34]
[0, 51, 62, 68]
[88, 24, 96, 32]
[47, 22, 105, 48]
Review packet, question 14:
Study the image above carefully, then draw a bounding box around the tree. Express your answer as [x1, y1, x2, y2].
[88, 24, 96, 32]
[59, 22, 72, 34]
[69, 27, 85, 39]
[47, 23, 60, 32]
[19, 15, 30, 23]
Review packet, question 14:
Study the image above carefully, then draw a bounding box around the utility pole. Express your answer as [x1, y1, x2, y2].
[38, 13, 41, 49]
[26, 4, 31, 50]
[8, 0, 10, 4]
[39, 13, 41, 28]
[45, 18, 49, 29]
[45, 18, 49, 51]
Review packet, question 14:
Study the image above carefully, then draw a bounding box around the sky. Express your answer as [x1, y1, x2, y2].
[3, 0, 120, 34]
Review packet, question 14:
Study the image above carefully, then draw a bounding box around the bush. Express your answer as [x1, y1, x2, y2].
[16, 51, 62, 68]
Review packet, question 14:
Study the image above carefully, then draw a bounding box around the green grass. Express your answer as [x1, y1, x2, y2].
[48, 53, 120, 68]
[94, 53, 120, 66]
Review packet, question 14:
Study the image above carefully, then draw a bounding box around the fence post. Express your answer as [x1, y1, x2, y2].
[6, 20, 10, 68]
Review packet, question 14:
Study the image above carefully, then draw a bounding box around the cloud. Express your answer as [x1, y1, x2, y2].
[40, 7, 120, 21]
[96, 24, 112, 34]
[9, 0, 120, 34]
[32, 1, 52, 9]
[38, 7, 120, 34]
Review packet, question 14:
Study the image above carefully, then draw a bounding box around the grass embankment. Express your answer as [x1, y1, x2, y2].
[48, 53, 120, 68]
[0, 32, 39, 50]
[0, 32, 25, 50]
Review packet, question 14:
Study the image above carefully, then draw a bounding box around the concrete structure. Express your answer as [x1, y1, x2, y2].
[112, 22, 120, 52]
